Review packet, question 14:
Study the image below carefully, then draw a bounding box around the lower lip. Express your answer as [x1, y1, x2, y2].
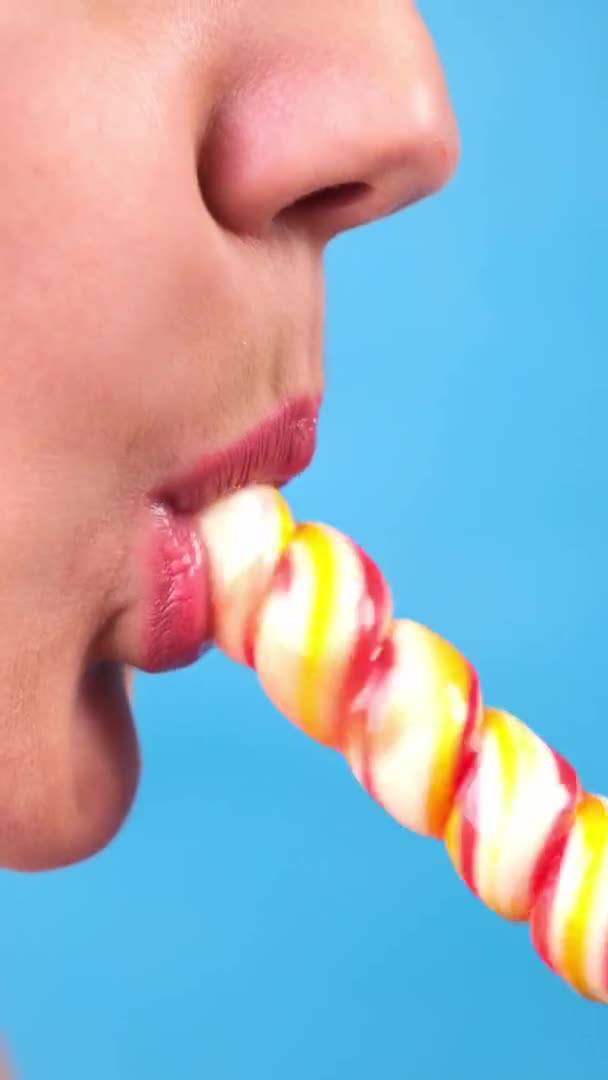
[142, 505, 212, 673]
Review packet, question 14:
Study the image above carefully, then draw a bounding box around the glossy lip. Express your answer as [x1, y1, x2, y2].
[142, 395, 320, 673]
[154, 395, 321, 516]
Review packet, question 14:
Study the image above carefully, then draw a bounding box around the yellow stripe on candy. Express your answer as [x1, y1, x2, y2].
[425, 639, 475, 837]
[490, 711, 520, 810]
[561, 796, 608, 998]
[444, 802, 462, 872]
[277, 492, 295, 551]
[295, 524, 338, 742]
[483, 711, 521, 914]
[426, 725, 457, 837]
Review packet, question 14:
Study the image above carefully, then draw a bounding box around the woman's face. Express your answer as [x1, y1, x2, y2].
[0, 1, 457, 871]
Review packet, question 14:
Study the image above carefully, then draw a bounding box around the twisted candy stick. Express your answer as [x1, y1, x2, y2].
[199, 485, 608, 1003]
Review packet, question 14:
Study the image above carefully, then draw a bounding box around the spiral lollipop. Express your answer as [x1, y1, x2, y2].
[200, 487, 392, 746]
[531, 795, 608, 1001]
[197, 484, 608, 1003]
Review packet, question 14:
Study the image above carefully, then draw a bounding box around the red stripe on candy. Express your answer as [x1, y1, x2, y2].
[453, 665, 481, 796]
[530, 877, 559, 975]
[361, 735, 377, 801]
[529, 751, 579, 906]
[334, 541, 391, 749]
[242, 610, 258, 669]
[458, 765, 480, 894]
[242, 547, 295, 668]
[358, 636, 396, 804]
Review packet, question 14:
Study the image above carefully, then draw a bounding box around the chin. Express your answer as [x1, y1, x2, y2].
[0, 661, 140, 872]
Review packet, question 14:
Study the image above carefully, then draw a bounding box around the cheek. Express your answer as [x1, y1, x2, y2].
[0, 89, 249, 488]
[0, 31, 215, 871]
[0, 27, 186, 458]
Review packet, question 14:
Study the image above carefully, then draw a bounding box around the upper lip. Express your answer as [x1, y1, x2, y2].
[153, 395, 321, 516]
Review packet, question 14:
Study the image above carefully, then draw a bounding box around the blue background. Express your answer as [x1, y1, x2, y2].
[2, 1, 608, 1076]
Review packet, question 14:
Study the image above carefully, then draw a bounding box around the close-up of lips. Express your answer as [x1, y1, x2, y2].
[143, 395, 321, 670]
[66, 397, 323, 873]
[0, 2, 607, 1079]
[70, 398, 323, 834]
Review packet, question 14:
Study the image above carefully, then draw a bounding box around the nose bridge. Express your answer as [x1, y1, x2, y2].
[201, 6, 458, 237]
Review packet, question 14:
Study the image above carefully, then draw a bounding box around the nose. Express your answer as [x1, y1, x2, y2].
[200, 6, 459, 241]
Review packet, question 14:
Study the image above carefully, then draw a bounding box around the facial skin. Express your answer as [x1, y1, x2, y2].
[0, 1, 458, 871]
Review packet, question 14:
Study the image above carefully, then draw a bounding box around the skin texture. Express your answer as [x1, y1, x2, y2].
[0, 0, 458, 872]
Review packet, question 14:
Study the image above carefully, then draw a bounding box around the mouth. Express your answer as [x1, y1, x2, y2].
[139, 395, 320, 673]
[19, 398, 320, 871]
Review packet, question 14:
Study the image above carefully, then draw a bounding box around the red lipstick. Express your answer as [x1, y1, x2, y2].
[156, 396, 319, 516]
[143, 396, 320, 672]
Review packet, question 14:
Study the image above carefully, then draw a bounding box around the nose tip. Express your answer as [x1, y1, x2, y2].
[278, 72, 459, 239]
[200, 9, 459, 240]
[328, 64, 460, 228]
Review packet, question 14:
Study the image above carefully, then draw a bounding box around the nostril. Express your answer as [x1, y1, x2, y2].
[281, 181, 371, 224]
[293, 181, 370, 211]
